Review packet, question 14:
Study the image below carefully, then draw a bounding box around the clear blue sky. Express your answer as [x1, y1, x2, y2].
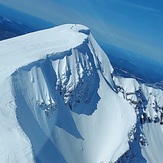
[0, 0, 163, 66]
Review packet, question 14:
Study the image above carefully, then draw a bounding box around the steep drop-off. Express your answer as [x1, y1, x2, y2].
[0, 24, 137, 163]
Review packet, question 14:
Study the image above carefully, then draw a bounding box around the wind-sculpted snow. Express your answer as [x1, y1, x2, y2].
[0, 24, 136, 163]
[114, 76, 163, 163]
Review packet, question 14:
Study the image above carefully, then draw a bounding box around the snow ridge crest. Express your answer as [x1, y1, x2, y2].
[0, 24, 136, 163]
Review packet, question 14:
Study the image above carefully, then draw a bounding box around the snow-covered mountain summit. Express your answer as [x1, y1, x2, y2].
[1, 24, 162, 163]
[0, 24, 136, 163]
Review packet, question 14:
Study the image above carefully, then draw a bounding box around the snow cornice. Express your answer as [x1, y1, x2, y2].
[0, 24, 90, 81]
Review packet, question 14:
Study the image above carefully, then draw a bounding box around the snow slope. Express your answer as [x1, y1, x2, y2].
[0, 24, 136, 163]
[114, 76, 163, 163]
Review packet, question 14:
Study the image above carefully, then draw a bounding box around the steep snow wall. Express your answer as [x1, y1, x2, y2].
[0, 24, 136, 163]
[114, 76, 163, 163]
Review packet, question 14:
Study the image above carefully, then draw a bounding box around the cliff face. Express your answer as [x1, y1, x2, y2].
[1, 23, 162, 163]
[114, 77, 163, 163]
[0, 24, 136, 163]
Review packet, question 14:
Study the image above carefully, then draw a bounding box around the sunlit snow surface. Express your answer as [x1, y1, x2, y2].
[114, 77, 163, 163]
[0, 24, 136, 163]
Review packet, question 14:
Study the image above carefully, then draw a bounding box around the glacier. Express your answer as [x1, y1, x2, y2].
[0, 24, 162, 163]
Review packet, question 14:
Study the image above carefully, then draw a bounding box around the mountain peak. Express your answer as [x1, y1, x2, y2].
[0, 24, 90, 81]
[59, 24, 90, 34]
[0, 24, 135, 163]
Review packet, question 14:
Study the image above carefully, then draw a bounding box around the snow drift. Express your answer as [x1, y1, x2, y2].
[0, 24, 136, 163]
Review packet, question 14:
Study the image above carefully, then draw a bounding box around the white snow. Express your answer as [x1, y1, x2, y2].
[0, 24, 136, 163]
[114, 75, 163, 163]
[0, 24, 88, 85]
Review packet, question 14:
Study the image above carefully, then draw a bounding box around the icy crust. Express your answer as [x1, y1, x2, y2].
[114, 76, 163, 163]
[0, 24, 136, 163]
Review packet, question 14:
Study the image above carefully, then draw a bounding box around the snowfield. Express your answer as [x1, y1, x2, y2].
[0, 24, 136, 163]
[0, 24, 162, 163]
[114, 77, 163, 163]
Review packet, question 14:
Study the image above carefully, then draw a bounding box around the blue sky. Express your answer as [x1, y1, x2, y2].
[0, 0, 163, 67]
